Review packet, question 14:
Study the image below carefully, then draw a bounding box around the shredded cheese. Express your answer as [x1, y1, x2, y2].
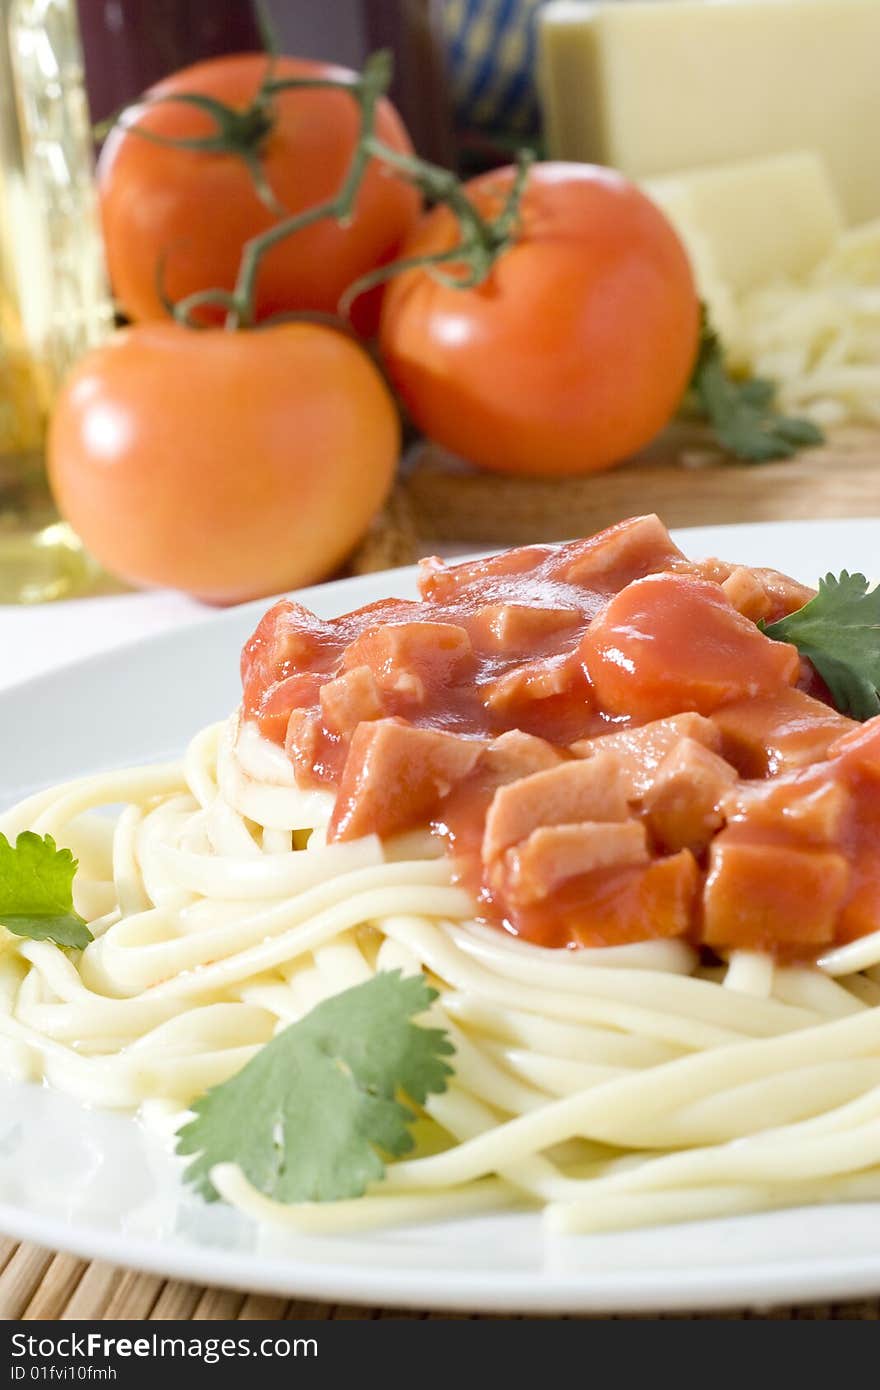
[727, 220, 880, 427]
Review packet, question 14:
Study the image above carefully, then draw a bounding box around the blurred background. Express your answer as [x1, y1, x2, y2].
[1, 0, 878, 671]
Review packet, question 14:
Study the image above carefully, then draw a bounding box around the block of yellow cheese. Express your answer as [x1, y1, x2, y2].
[644, 152, 844, 297]
[640, 178, 740, 345]
[539, 0, 880, 224]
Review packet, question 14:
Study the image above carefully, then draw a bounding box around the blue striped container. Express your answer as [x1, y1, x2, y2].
[440, 0, 547, 143]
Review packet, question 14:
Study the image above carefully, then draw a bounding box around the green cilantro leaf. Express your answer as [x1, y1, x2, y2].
[763, 572, 880, 721]
[0, 832, 92, 949]
[690, 311, 824, 463]
[176, 971, 454, 1204]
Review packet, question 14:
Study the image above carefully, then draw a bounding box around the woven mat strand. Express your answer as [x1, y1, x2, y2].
[2, 1238, 880, 1320]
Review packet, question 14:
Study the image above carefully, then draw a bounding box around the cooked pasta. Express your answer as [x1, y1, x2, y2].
[4, 714, 880, 1236]
[4, 520, 880, 1237]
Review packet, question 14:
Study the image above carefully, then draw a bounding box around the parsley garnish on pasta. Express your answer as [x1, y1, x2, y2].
[764, 572, 880, 720]
[177, 972, 454, 1204]
[0, 832, 92, 949]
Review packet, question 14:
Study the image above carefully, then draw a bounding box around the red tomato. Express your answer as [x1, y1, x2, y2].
[379, 162, 700, 475]
[98, 54, 421, 333]
[48, 322, 400, 604]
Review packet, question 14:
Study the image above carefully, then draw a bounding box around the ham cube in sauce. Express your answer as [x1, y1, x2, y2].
[238, 516, 876, 960]
[502, 821, 650, 907]
[580, 572, 801, 720]
[330, 719, 482, 842]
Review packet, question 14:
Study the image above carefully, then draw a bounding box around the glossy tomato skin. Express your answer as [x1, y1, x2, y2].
[98, 54, 421, 333]
[48, 323, 399, 604]
[379, 163, 700, 476]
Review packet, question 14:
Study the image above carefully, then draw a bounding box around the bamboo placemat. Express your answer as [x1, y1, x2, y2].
[4, 425, 880, 1321]
[2, 1237, 880, 1319]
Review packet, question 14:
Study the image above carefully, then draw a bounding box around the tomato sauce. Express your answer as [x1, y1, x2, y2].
[239, 514, 876, 958]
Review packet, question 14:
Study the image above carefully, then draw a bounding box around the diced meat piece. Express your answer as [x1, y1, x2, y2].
[343, 622, 473, 698]
[678, 555, 737, 586]
[550, 515, 685, 591]
[470, 603, 582, 653]
[319, 665, 385, 736]
[417, 546, 555, 603]
[561, 850, 699, 949]
[241, 600, 340, 738]
[712, 688, 856, 778]
[481, 730, 564, 783]
[721, 778, 851, 846]
[721, 566, 773, 623]
[242, 600, 337, 685]
[572, 713, 722, 794]
[580, 573, 800, 721]
[503, 821, 649, 906]
[265, 602, 337, 667]
[480, 655, 596, 745]
[390, 671, 426, 702]
[828, 715, 880, 779]
[482, 752, 631, 861]
[416, 554, 445, 591]
[285, 707, 330, 787]
[780, 782, 851, 842]
[838, 877, 880, 944]
[681, 560, 814, 624]
[642, 738, 737, 854]
[702, 841, 849, 950]
[329, 719, 482, 841]
[256, 672, 326, 744]
[750, 567, 815, 623]
[482, 655, 575, 711]
[336, 596, 425, 640]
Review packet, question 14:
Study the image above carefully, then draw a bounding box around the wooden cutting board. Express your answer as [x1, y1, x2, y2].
[399, 424, 880, 548]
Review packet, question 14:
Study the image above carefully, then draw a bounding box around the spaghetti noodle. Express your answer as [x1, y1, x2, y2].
[4, 521, 880, 1236]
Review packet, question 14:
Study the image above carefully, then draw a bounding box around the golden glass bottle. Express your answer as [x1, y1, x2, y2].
[0, 0, 113, 603]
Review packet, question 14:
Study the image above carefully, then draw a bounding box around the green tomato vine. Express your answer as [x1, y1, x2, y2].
[104, 49, 534, 333]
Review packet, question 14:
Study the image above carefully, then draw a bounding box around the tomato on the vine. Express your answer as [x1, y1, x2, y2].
[98, 54, 421, 334]
[48, 322, 400, 604]
[379, 162, 700, 476]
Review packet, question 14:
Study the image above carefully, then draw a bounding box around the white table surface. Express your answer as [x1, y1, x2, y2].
[0, 546, 477, 694]
[12, 517, 851, 696]
[0, 589, 218, 693]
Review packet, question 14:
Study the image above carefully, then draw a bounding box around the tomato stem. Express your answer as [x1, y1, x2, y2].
[253, 0, 281, 59]
[98, 86, 287, 214]
[338, 148, 535, 316]
[172, 51, 393, 331]
[160, 49, 535, 333]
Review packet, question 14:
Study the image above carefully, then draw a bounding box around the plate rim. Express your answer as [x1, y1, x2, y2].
[3, 515, 877, 702]
[4, 1196, 880, 1313]
[4, 515, 880, 1314]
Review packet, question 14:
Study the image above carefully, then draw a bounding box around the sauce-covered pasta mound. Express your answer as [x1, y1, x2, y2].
[7, 515, 880, 1241]
[241, 514, 874, 957]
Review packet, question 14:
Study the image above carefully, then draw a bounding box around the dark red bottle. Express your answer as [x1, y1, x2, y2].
[77, 0, 262, 123]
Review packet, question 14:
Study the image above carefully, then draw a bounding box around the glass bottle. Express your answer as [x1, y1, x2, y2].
[0, 0, 114, 603]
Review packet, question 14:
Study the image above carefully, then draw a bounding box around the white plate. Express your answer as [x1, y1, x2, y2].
[3, 517, 880, 1315]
